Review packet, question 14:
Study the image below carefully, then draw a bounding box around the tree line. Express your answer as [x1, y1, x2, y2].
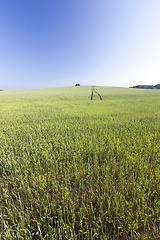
[129, 84, 160, 89]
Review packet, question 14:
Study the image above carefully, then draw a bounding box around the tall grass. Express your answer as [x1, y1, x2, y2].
[0, 86, 160, 239]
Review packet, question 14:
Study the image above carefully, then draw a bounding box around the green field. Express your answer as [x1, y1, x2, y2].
[0, 86, 160, 239]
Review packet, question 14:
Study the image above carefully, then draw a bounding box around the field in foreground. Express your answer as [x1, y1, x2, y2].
[0, 86, 160, 239]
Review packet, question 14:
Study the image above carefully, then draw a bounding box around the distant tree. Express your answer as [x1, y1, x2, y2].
[155, 84, 160, 89]
[75, 84, 80, 86]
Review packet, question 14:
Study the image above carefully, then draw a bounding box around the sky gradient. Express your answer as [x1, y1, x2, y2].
[1, 0, 160, 90]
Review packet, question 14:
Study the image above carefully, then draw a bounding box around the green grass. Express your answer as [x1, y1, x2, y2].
[0, 86, 160, 239]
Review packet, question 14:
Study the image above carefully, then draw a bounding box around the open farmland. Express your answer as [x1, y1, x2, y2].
[0, 86, 160, 239]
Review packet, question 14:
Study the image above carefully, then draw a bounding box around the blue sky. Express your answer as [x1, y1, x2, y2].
[0, 0, 160, 90]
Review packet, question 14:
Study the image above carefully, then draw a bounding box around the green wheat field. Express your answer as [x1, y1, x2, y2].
[0, 86, 160, 239]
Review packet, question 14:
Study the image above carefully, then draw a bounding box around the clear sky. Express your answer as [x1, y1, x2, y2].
[1, 0, 160, 90]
